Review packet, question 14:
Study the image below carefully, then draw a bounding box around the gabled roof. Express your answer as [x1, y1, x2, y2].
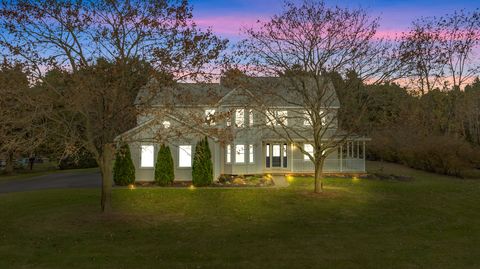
[135, 76, 340, 108]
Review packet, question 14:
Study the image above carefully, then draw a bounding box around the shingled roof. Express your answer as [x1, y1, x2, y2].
[135, 76, 340, 108]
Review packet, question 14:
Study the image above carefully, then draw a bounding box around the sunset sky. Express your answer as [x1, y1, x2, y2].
[190, 0, 477, 40]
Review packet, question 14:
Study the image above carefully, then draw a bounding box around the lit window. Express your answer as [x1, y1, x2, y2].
[277, 110, 288, 125]
[235, 144, 245, 163]
[266, 110, 288, 126]
[320, 110, 327, 126]
[205, 109, 216, 125]
[249, 109, 254, 127]
[141, 145, 154, 167]
[162, 121, 171, 128]
[226, 112, 232, 127]
[179, 145, 192, 167]
[235, 109, 245, 127]
[249, 144, 254, 163]
[266, 110, 275, 126]
[226, 145, 231, 163]
[304, 143, 314, 160]
[303, 110, 311, 126]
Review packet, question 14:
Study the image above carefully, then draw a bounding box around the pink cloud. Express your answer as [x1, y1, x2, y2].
[194, 15, 263, 38]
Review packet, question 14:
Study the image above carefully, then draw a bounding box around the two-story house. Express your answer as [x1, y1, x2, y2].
[119, 77, 368, 182]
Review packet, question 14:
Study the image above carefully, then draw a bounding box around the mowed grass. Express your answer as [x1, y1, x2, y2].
[0, 162, 479, 269]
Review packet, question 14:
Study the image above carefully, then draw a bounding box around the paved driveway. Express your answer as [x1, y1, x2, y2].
[0, 171, 101, 193]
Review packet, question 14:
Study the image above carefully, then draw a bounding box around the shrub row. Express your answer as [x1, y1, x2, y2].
[113, 137, 214, 186]
[368, 130, 480, 178]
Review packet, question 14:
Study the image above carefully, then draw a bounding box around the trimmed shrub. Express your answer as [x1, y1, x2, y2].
[192, 137, 213, 186]
[204, 137, 213, 181]
[155, 144, 175, 186]
[113, 144, 136, 186]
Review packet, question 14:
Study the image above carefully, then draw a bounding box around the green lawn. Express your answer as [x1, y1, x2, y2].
[0, 162, 479, 269]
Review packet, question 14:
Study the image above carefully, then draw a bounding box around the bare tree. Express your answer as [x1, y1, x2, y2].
[0, 61, 46, 174]
[0, 0, 227, 212]
[399, 19, 445, 95]
[400, 9, 480, 93]
[234, 0, 397, 193]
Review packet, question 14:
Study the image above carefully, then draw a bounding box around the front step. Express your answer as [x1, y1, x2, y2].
[271, 175, 289, 187]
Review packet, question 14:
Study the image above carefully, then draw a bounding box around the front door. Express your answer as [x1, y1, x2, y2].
[265, 143, 288, 169]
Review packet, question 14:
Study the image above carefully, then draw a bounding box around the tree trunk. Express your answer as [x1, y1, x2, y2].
[314, 158, 324, 193]
[5, 152, 14, 175]
[100, 144, 115, 213]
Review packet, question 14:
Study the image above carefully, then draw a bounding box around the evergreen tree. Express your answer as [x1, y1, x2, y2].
[203, 137, 213, 183]
[113, 144, 135, 186]
[155, 144, 175, 186]
[192, 137, 213, 186]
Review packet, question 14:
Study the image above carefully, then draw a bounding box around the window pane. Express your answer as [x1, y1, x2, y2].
[226, 112, 232, 127]
[141, 145, 154, 167]
[205, 109, 216, 125]
[235, 145, 245, 163]
[283, 144, 287, 167]
[272, 144, 281, 167]
[304, 110, 311, 126]
[249, 144, 254, 163]
[277, 110, 288, 125]
[235, 109, 245, 127]
[266, 110, 275, 126]
[265, 144, 270, 167]
[320, 110, 327, 126]
[272, 144, 281, 157]
[249, 109, 253, 127]
[226, 144, 231, 163]
[179, 145, 192, 167]
[304, 144, 314, 160]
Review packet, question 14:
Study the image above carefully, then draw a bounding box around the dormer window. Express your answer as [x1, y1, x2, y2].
[205, 109, 216, 126]
[235, 109, 245, 128]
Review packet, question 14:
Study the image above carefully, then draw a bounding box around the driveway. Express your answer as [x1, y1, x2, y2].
[0, 170, 101, 193]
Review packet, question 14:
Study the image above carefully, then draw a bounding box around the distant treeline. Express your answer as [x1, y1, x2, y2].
[335, 73, 480, 178]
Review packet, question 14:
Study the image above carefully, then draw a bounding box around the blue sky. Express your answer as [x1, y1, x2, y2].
[190, 0, 478, 40]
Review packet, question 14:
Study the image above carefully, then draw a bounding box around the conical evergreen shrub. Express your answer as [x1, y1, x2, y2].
[192, 137, 213, 186]
[113, 144, 136, 186]
[155, 144, 175, 186]
[204, 137, 213, 183]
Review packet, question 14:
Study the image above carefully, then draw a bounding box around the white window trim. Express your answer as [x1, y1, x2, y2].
[140, 145, 155, 168]
[178, 145, 192, 168]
